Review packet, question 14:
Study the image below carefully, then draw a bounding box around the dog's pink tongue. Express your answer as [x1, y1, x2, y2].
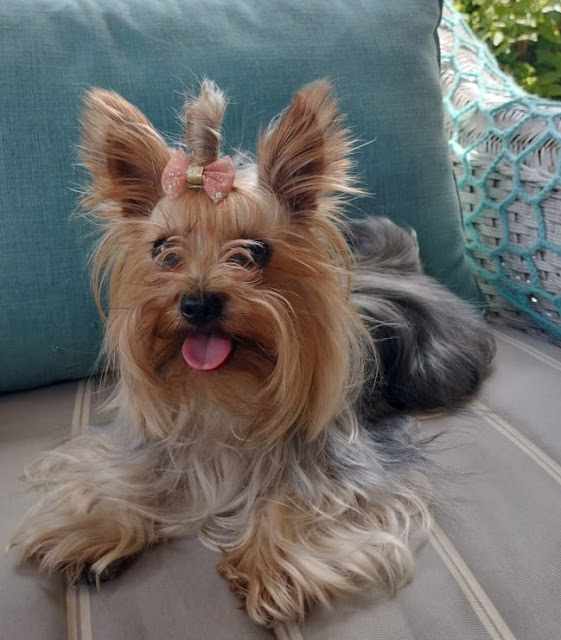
[182, 333, 233, 371]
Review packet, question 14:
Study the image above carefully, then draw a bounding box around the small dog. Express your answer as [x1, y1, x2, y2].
[13, 80, 494, 626]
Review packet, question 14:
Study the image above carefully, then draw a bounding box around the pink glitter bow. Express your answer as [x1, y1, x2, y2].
[161, 149, 235, 203]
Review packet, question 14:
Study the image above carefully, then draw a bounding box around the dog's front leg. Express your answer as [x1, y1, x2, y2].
[216, 490, 418, 626]
[12, 432, 183, 583]
[216, 499, 311, 627]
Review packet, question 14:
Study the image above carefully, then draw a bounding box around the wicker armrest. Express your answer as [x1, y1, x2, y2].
[438, 0, 561, 344]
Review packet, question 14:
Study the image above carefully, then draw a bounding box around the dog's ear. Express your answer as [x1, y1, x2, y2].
[257, 81, 356, 219]
[80, 89, 171, 217]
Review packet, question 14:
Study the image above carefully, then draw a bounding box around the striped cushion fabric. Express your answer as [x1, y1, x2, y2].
[2, 327, 560, 639]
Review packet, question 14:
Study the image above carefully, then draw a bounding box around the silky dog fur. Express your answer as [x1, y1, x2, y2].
[12, 80, 495, 626]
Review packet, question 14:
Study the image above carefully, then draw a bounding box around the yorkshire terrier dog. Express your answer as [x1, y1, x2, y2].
[13, 80, 494, 626]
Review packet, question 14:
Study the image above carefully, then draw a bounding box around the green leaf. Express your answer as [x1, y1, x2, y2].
[457, 0, 561, 100]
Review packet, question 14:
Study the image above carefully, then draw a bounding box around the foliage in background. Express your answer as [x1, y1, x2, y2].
[455, 0, 561, 99]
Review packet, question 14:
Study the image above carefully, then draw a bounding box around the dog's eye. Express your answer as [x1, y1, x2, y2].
[152, 238, 181, 270]
[228, 240, 271, 269]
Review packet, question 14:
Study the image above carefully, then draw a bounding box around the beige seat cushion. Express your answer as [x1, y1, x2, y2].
[1, 326, 560, 639]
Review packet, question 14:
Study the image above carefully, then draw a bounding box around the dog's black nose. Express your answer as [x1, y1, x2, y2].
[180, 293, 224, 327]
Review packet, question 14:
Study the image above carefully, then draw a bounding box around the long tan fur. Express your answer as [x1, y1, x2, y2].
[12, 80, 443, 627]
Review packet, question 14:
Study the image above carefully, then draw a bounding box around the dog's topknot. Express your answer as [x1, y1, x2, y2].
[184, 79, 227, 165]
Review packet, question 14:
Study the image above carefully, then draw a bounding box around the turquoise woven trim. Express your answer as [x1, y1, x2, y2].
[441, 1, 561, 340]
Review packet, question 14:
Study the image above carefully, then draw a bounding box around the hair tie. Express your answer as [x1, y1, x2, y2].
[161, 149, 235, 203]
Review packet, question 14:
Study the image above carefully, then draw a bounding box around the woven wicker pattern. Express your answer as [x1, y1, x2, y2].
[439, 1, 561, 343]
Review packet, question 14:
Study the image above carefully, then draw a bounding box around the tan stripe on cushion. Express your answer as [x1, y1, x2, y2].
[429, 523, 516, 640]
[79, 584, 93, 640]
[70, 380, 85, 439]
[472, 401, 561, 487]
[273, 622, 304, 640]
[494, 330, 561, 373]
[80, 381, 92, 434]
[66, 380, 94, 640]
[285, 621, 304, 640]
[66, 585, 78, 640]
[274, 624, 290, 640]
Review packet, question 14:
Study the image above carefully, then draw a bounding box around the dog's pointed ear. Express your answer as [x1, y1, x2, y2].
[80, 89, 171, 217]
[257, 81, 356, 219]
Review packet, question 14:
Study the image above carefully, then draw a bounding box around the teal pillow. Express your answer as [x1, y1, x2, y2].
[0, 0, 481, 393]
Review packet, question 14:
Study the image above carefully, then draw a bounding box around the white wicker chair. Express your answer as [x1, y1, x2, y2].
[439, 1, 561, 344]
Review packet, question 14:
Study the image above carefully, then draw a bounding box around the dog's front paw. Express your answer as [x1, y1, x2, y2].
[217, 557, 248, 602]
[13, 503, 155, 583]
[79, 554, 139, 586]
[217, 557, 305, 627]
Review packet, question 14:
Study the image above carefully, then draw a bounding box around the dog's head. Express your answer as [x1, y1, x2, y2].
[82, 80, 367, 443]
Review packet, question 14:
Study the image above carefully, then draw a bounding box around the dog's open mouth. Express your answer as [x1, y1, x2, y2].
[181, 332, 234, 371]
